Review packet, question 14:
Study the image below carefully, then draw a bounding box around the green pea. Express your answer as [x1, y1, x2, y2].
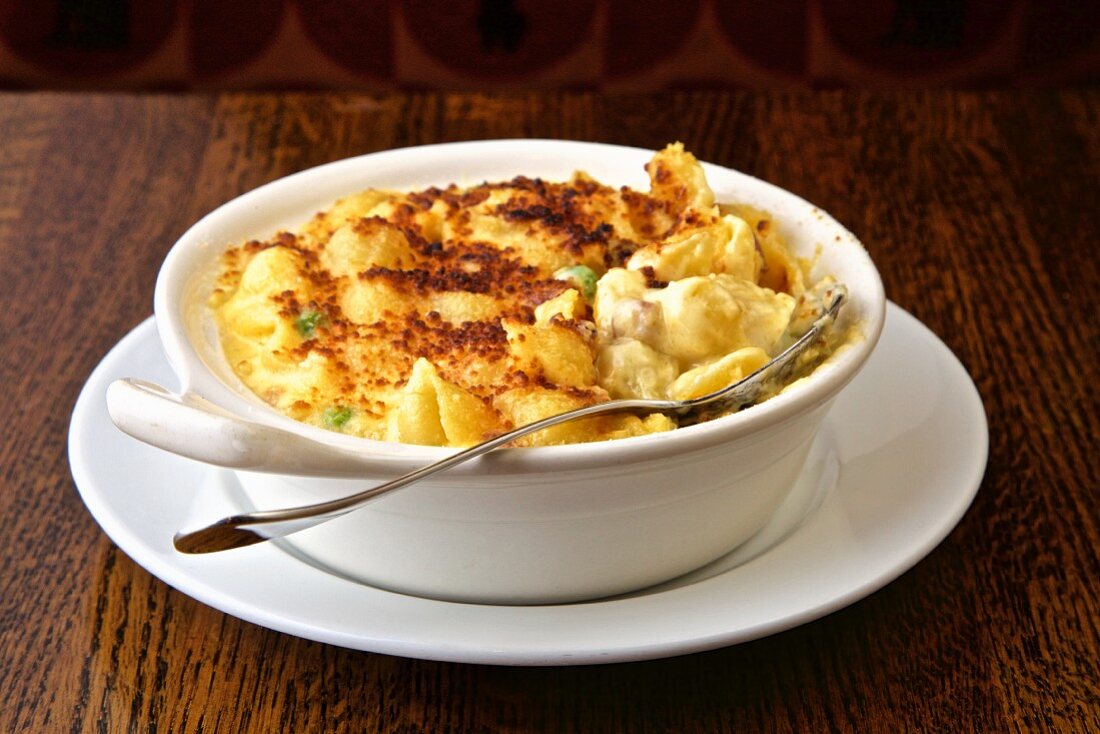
[322, 406, 353, 430]
[295, 309, 323, 336]
[553, 265, 598, 301]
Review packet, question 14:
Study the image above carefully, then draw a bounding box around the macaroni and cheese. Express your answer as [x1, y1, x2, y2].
[211, 144, 841, 447]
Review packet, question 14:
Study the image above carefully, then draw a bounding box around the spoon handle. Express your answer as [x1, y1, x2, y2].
[172, 396, 671, 554]
[173, 290, 845, 554]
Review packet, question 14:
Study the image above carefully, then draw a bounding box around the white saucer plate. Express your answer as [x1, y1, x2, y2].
[69, 303, 987, 666]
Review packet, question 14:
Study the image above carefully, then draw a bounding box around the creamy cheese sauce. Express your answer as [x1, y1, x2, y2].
[211, 144, 847, 447]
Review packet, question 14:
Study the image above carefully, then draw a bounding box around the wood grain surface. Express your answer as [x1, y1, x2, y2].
[0, 91, 1097, 732]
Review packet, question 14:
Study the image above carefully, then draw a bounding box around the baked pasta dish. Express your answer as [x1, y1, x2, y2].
[211, 143, 842, 447]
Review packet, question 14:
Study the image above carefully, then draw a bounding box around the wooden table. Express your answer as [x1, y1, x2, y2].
[1, 91, 1097, 731]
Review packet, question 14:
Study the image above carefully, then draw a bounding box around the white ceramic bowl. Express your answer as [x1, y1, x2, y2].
[107, 140, 886, 605]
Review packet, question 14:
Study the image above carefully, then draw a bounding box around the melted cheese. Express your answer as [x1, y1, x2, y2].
[212, 143, 835, 447]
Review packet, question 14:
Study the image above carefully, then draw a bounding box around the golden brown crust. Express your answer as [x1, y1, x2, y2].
[216, 171, 674, 416]
[214, 143, 809, 446]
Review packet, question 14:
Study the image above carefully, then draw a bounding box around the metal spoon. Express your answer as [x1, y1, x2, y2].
[174, 289, 845, 554]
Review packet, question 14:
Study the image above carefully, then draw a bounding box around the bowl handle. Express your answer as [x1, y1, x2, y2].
[105, 378, 371, 475]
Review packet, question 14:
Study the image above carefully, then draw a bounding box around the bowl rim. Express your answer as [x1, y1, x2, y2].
[153, 138, 886, 475]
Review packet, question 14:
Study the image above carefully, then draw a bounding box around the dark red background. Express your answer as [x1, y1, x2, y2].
[0, 0, 1095, 90]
